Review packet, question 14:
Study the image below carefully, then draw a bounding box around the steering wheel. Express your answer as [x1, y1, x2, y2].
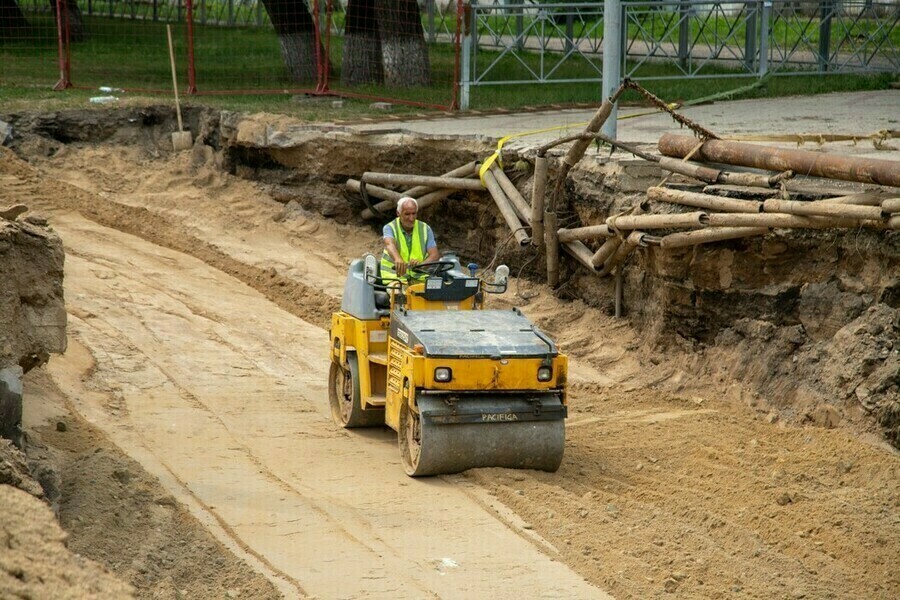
[407, 260, 456, 277]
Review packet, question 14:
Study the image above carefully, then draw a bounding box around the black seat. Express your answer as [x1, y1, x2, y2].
[374, 290, 391, 309]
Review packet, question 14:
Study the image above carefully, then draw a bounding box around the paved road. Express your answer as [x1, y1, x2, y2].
[346, 90, 900, 160]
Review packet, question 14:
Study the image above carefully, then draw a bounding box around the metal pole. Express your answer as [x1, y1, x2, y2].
[818, 0, 833, 72]
[758, 0, 771, 77]
[678, 1, 689, 70]
[428, 0, 436, 44]
[460, 2, 473, 110]
[602, 0, 622, 139]
[515, 0, 524, 51]
[565, 11, 574, 53]
[614, 270, 623, 318]
[744, 0, 757, 71]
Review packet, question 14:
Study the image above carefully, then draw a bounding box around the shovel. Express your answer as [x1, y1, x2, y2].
[166, 24, 193, 152]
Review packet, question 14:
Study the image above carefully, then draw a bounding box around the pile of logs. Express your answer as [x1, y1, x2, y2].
[347, 81, 899, 290]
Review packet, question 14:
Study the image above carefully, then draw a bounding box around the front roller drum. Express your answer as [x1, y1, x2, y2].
[400, 395, 565, 477]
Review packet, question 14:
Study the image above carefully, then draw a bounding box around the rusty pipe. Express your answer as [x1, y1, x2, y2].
[659, 133, 900, 188]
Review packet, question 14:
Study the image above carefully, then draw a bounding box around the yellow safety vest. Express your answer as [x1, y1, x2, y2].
[381, 218, 428, 282]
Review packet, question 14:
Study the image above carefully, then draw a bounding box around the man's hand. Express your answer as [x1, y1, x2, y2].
[395, 260, 408, 276]
[408, 258, 421, 273]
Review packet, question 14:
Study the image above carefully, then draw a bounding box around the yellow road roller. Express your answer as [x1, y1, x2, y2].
[328, 253, 567, 476]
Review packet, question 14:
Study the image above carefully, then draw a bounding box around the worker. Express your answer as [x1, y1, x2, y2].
[381, 196, 440, 281]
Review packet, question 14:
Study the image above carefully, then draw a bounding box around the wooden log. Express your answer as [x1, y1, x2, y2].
[482, 168, 530, 246]
[548, 83, 627, 212]
[598, 231, 646, 276]
[762, 198, 884, 220]
[888, 215, 900, 230]
[660, 227, 769, 249]
[707, 212, 886, 229]
[362, 172, 484, 191]
[659, 133, 900, 187]
[545, 211, 559, 287]
[562, 240, 598, 272]
[491, 165, 532, 223]
[558, 224, 613, 243]
[531, 157, 548, 249]
[882, 198, 900, 214]
[648, 187, 762, 213]
[607, 211, 709, 231]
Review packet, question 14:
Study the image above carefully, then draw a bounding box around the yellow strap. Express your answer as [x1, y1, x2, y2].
[478, 122, 588, 185]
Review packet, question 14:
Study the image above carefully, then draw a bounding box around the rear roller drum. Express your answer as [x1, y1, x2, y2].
[328, 352, 384, 428]
[399, 396, 565, 477]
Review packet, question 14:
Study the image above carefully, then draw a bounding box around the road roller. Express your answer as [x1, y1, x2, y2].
[328, 253, 568, 476]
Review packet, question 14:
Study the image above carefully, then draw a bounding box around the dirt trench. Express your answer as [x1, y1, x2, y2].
[1, 107, 898, 599]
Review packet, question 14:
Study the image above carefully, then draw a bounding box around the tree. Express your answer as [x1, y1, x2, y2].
[0, 0, 29, 35]
[376, 0, 430, 87]
[341, 0, 383, 85]
[50, 0, 86, 43]
[260, 0, 319, 83]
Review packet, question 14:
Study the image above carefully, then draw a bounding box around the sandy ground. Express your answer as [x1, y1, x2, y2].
[3, 138, 899, 599]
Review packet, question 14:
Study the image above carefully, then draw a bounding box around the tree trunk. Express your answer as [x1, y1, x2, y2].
[260, 0, 319, 83]
[0, 0, 29, 35]
[341, 0, 383, 86]
[49, 0, 86, 42]
[377, 0, 430, 87]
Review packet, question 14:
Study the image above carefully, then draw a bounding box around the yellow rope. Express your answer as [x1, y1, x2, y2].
[477, 103, 681, 185]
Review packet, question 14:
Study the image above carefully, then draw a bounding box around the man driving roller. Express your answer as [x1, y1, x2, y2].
[381, 197, 440, 281]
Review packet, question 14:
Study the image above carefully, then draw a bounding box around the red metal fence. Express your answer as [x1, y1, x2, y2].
[1, 1, 463, 110]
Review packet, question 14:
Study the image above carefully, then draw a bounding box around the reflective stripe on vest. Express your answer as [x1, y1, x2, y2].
[381, 218, 427, 281]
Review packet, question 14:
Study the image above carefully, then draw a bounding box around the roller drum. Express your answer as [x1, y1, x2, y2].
[401, 395, 566, 476]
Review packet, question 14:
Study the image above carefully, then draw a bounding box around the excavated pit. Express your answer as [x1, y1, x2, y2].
[6, 106, 895, 445]
[1, 106, 898, 599]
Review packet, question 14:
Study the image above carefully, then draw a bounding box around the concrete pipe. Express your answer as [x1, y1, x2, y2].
[607, 211, 709, 231]
[648, 187, 762, 213]
[659, 133, 900, 188]
[660, 227, 769, 249]
[483, 168, 531, 246]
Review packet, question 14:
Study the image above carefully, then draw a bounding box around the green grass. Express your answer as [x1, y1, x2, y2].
[1, 9, 896, 116]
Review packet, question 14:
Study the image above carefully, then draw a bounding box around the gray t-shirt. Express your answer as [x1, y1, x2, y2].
[383, 222, 437, 252]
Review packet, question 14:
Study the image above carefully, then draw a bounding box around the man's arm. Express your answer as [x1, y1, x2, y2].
[384, 236, 408, 276]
